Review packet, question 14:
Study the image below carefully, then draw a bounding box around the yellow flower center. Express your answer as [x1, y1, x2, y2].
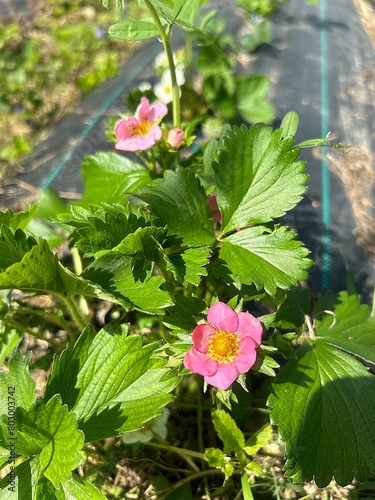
[208, 330, 240, 363]
[131, 119, 153, 137]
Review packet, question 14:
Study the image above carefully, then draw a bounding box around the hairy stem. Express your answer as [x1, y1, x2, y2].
[144, 0, 181, 128]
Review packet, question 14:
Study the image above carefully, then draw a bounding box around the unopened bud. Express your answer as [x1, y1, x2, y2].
[167, 128, 184, 149]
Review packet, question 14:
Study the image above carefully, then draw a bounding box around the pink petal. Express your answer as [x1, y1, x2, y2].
[114, 117, 139, 140]
[147, 101, 168, 122]
[147, 126, 163, 142]
[207, 302, 239, 333]
[237, 312, 263, 346]
[135, 97, 151, 121]
[204, 362, 238, 390]
[115, 126, 162, 152]
[192, 324, 215, 353]
[136, 97, 167, 122]
[234, 337, 258, 373]
[184, 348, 218, 377]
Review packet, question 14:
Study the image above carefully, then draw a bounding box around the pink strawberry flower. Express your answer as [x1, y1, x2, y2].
[184, 302, 263, 390]
[115, 97, 168, 152]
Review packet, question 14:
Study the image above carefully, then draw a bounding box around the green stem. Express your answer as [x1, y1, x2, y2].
[63, 295, 87, 331]
[0, 315, 61, 348]
[197, 384, 211, 499]
[157, 469, 233, 498]
[241, 472, 254, 500]
[146, 441, 205, 461]
[7, 307, 66, 329]
[71, 248, 89, 318]
[144, 0, 181, 128]
[197, 385, 205, 458]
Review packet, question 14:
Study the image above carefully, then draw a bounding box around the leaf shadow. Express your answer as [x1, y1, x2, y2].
[287, 375, 375, 488]
[78, 402, 127, 442]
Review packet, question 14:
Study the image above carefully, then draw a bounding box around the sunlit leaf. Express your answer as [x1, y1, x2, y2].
[213, 124, 307, 235]
[138, 167, 215, 246]
[219, 226, 312, 296]
[56, 473, 107, 499]
[15, 396, 84, 486]
[46, 324, 177, 441]
[80, 152, 152, 207]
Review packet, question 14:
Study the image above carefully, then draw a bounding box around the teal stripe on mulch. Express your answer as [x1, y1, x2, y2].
[320, 0, 331, 291]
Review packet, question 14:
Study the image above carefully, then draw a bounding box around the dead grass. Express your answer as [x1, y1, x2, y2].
[329, 0, 375, 260]
[328, 146, 375, 260]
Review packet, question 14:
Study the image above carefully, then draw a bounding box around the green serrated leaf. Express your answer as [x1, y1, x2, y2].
[138, 167, 215, 246]
[204, 447, 234, 479]
[109, 20, 160, 40]
[212, 409, 245, 455]
[268, 341, 375, 487]
[0, 208, 35, 231]
[83, 253, 173, 313]
[0, 351, 35, 419]
[56, 473, 107, 499]
[0, 455, 53, 499]
[44, 325, 95, 407]
[0, 225, 37, 271]
[220, 226, 312, 296]
[72, 326, 152, 419]
[0, 238, 109, 303]
[0, 326, 23, 367]
[71, 209, 161, 258]
[80, 152, 152, 207]
[252, 353, 279, 376]
[164, 294, 206, 331]
[164, 246, 211, 286]
[48, 324, 178, 441]
[244, 423, 273, 455]
[242, 19, 272, 52]
[213, 124, 307, 234]
[0, 443, 9, 468]
[315, 292, 375, 364]
[15, 395, 84, 486]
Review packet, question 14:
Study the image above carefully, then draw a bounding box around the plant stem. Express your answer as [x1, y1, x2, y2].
[241, 472, 255, 500]
[146, 441, 205, 460]
[63, 295, 87, 331]
[71, 247, 90, 318]
[157, 469, 232, 497]
[144, 0, 181, 128]
[0, 315, 61, 348]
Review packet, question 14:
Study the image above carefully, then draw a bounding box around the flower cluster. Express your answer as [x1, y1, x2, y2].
[115, 97, 185, 152]
[184, 302, 263, 390]
[115, 97, 167, 152]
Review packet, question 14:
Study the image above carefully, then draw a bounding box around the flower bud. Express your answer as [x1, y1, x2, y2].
[167, 128, 184, 149]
